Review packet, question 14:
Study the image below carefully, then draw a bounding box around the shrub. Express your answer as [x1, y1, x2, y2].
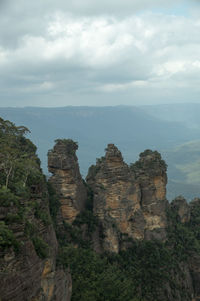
[0, 221, 19, 253]
[34, 202, 51, 225]
[32, 236, 48, 259]
[48, 182, 60, 226]
[0, 187, 19, 207]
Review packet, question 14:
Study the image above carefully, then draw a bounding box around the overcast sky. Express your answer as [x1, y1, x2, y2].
[0, 0, 200, 107]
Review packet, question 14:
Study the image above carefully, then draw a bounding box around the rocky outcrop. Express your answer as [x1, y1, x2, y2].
[48, 139, 87, 224]
[87, 145, 168, 253]
[171, 196, 190, 223]
[131, 149, 168, 241]
[0, 188, 72, 301]
[3, 129, 200, 301]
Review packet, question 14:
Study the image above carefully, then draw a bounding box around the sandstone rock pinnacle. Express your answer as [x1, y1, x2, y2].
[87, 145, 168, 253]
[48, 139, 87, 224]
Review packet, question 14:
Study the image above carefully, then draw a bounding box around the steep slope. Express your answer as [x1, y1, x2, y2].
[51, 139, 200, 301]
[0, 118, 71, 301]
[2, 117, 200, 301]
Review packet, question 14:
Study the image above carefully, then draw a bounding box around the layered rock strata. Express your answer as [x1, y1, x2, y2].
[0, 188, 72, 301]
[87, 145, 168, 253]
[48, 139, 87, 224]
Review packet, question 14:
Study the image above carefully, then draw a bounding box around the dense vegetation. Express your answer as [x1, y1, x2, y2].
[0, 118, 49, 259]
[54, 195, 200, 301]
[1, 116, 200, 300]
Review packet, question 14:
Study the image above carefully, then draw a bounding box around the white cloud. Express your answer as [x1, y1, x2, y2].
[0, 0, 200, 106]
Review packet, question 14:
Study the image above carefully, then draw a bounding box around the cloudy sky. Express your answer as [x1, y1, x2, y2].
[0, 0, 200, 107]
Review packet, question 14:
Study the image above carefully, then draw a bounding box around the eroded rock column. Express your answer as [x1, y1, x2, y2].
[87, 145, 168, 253]
[48, 139, 87, 224]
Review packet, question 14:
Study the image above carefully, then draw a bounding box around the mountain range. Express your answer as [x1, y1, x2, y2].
[0, 104, 200, 200]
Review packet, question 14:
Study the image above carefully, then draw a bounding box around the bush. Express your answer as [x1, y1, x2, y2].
[5, 213, 22, 223]
[34, 202, 51, 225]
[73, 210, 98, 234]
[0, 187, 19, 207]
[24, 221, 37, 237]
[32, 236, 48, 259]
[48, 182, 60, 226]
[0, 221, 19, 253]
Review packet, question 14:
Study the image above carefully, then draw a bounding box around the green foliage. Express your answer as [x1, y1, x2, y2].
[60, 221, 90, 248]
[57, 203, 200, 301]
[57, 207, 181, 301]
[73, 210, 98, 234]
[47, 182, 60, 226]
[34, 202, 51, 226]
[24, 221, 37, 237]
[54, 139, 78, 155]
[0, 186, 19, 207]
[12, 183, 30, 198]
[0, 221, 19, 253]
[130, 150, 167, 176]
[0, 117, 42, 192]
[0, 117, 50, 261]
[83, 181, 94, 211]
[58, 246, 140, 301]
[5, 213, 22, 223]
[58, 240, 175, 301]
[32, 236, 48, 259]
[24, 221, 49, 259]
[58, 237, 192, 301]
[188, 200, 200, 240]
[117, 241, 174, 300]
[166, 207, 200, 260]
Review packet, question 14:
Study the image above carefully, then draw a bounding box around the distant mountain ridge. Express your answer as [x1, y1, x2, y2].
[140, 103, 200, 129]
[0, 105, 200, 200]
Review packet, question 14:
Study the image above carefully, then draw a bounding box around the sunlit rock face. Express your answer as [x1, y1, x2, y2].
[87, 145, 168, 253]
[131, 149, 168, 241]
[48, 139, 87, 224]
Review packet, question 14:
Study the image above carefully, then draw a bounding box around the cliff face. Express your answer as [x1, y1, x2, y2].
[0, 185, 72, 301]
[48, 139, 87, 224]
[168, 197, 200, 301]
[3, 129, 200, 301]
[131, 149, 168, 241]
[0, 119, 72, 301]
[87, 145, 168, 253]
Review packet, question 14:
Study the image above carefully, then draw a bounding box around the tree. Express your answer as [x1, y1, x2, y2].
[0, 117, 34, 188]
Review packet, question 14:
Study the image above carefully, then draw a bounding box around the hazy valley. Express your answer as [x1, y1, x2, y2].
[0, 104, 200, 200]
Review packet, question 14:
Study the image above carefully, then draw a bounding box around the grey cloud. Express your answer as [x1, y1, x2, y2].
[0, 0, 200, 107]
[0, 0, 181, 48]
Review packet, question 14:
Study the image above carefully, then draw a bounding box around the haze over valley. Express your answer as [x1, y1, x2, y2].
[1, 104, 200, 200]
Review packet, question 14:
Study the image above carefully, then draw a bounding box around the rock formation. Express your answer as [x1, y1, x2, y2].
[87, 145, 168, 253]
[2, 129, 200, 301]
[48, 139, 87, 224]
[0, 119, 72, 301]
[0, 181, 72, 301]
[171, 195, 190, 223]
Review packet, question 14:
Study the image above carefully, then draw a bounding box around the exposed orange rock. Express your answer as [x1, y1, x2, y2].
[87, 145, 168, 253]
[48, 139, 87, 224]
